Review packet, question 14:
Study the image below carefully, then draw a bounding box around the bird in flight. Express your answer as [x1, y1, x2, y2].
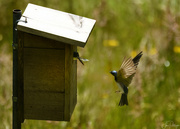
[110, 51, 143, 106]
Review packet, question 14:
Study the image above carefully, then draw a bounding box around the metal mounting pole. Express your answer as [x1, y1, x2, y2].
[13, 9, 22, 129]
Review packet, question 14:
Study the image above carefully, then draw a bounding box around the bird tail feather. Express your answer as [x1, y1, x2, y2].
[119, 93, 128, 106]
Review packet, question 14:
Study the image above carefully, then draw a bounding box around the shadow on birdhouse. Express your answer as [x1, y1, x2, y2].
[13, 3, 95, 127]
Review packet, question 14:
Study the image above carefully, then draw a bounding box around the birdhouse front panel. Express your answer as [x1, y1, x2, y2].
[17, 32, 77, 121]
[23, 32, 65, 121]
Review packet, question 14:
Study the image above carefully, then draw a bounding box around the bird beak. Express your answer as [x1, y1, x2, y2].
[110, 70, 117, 76]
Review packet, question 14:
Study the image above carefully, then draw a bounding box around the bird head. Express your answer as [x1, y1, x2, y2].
[110, 70, 117, 77]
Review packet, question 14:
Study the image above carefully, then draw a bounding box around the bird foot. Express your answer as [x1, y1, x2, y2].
[115, 90, 121, 93]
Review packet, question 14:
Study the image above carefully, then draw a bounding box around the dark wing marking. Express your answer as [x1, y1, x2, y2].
[132, 51, 143, 67]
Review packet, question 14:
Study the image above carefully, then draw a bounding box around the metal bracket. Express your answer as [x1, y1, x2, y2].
[16, 16, 28, 24]
[73, 52, 84, 65]
[73, 52, 89, 65]
[12, 43, 18, 50]
[13, 16, 27, 50]
[14, 16, 28, 31]
[16, 16, 27, 23]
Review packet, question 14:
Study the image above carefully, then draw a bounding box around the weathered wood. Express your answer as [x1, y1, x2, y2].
[24, 48, 65, 92]
[64, 44, 71, 121]
[24, 91, 65, 106]
[23, 92, 65, 119]
[17, 3, 96, 47]
[24, 106, 64, 121]
[24, 33, 65, 49]
[22, 30, 78, 121]
[23, 37, 66, 120]
[64, 45, 77, 121]
[24, 91, 64, 120]
[70, 46, 77, 115]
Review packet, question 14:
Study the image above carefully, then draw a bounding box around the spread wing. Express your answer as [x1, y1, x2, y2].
[116, 57, 136, 87]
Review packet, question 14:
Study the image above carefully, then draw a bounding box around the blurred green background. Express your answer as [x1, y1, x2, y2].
[0, 0, 180, 129]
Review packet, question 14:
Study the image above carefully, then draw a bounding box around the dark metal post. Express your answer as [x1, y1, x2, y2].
[13, 9, 22, 129]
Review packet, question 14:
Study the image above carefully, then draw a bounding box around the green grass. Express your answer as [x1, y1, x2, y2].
[0, 0, 180, 128]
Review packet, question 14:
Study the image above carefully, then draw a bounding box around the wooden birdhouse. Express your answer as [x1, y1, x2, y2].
[15, 3, 95, 122]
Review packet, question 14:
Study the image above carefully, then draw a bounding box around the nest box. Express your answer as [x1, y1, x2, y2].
[16, 3, 95, 121]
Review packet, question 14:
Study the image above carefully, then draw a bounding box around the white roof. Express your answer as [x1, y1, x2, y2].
[17, 3, 96, 47]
